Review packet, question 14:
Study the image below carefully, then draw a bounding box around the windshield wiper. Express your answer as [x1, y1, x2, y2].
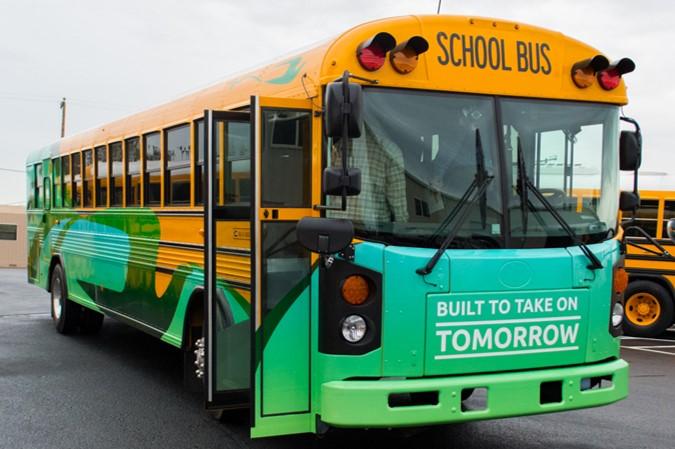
[515, 138, 603, 270]
[418, 129, 493, 275]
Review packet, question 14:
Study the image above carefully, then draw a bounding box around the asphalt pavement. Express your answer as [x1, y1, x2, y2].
[1, 267, 674, 449]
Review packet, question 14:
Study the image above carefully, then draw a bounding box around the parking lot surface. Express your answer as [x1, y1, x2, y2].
[1, 268, 674, 449]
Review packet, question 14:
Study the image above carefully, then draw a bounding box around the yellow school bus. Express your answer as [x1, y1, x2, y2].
[622, 189, 675, 337]
[27, 15, 638, 437]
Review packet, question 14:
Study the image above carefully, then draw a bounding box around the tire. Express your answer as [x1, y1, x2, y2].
[623, 280, 675, 338]
[50, 264, 80, 334]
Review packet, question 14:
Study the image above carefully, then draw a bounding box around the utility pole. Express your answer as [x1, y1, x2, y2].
[437, 0, 442, 14]
[59, 97, 66, 138]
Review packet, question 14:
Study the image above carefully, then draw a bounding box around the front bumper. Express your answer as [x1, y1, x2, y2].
[320, 358, 628, 428]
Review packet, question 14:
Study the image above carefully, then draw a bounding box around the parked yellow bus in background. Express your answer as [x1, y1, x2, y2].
[622, 184, 675, 337]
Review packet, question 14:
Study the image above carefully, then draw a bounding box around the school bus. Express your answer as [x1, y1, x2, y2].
[27, 15, 639, 438]
[621, 188, 675, 337]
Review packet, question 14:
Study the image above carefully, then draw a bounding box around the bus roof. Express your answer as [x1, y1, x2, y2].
[28, 14, 632, 165]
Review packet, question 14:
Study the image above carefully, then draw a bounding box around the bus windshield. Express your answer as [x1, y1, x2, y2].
[327, 88, 620, 249]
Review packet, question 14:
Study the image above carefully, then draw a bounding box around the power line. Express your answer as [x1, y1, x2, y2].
[0, 167, 23, 173]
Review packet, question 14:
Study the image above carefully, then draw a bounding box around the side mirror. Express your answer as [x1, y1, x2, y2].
[619, 130, 641, 171]
[324, 79, 363, 139]
[667, 218, 675, 244]
[296, 217, 354, 255]
[323, 167, 361, 196]
[619, 191, 640, 212]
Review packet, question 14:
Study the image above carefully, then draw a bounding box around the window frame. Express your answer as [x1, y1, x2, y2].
[143, 131, 162, 206]
[61, 154, 72, 208]
[95, 145, 109, 208]
[0, 223, 17, 241]
[164, 123, 192, 206]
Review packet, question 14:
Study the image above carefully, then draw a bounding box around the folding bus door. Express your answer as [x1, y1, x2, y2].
[250, 96, 317, 437]
[204, 110, 252, 410]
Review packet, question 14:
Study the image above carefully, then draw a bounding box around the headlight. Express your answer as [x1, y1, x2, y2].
[341, 315, 367, 343]
[612, 302, 624, 327]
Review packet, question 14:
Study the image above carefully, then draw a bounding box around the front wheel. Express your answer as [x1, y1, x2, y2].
[50, 265, 80, 334]
[623, 280, 674, 338]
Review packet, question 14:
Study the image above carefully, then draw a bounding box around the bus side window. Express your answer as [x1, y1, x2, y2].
[125, 137, 141, 207]
[53, 157, 61, 208]
[35, 163, 43, 209]
[626, 199, 659, 237]
[165, 124, 191, 205]
[62, 155, 72, 208]
[144, 132, 161, 206]
[95, 146, 108, 207]
[110, 142, 123, 206]
[26, 165, 35, 209]
[72, 152, 81, 207]
[83, 149, 94, 207]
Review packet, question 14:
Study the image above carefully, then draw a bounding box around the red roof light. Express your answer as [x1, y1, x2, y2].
[356, 32, 396, 71]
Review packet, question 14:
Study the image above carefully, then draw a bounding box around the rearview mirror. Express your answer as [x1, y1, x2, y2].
[296, 217, 354, 255]
[619, 191, 640, 212]
[323, 167, 361, 196]
[619, 130, 641, 171]
[324, 78, 363, 139]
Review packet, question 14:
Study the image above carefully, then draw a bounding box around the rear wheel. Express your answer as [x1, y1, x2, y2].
[50, 264, 79, 334]
[623, 280, 674, 337]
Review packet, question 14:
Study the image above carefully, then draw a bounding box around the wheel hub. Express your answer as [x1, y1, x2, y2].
[625, 292, 660, 326]
[52, 278, 62, 320]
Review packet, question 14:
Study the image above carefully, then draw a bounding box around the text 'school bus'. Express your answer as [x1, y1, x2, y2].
[27, 15, 641, 438]
[620, 190, 675, 337]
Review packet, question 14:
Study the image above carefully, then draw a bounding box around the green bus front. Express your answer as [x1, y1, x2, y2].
[237, 88, 628, 437]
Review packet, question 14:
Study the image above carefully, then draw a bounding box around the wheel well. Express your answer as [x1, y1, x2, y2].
[47, 256, 63, 293]
[628, 274, 675, 324]
[182, 289, 204, 350]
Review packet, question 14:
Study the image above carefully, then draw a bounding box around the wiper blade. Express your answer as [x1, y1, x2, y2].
[475, 129, 488, 229]
[418, 129, 493, 276]
[516, 138, 603, 270]
[516, 137, 529, 233]
[429, 130, 489, 243]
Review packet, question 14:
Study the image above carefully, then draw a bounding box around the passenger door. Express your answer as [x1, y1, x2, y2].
[204, 110, 252, 409]
[250, 96, 316, 436]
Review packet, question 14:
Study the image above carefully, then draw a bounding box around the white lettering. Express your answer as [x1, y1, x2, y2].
[513, 326, 527, 348]
[437, 301, 448, 317]
[543, 324, 559, 345]
[452, 329, 471, 351]
[437, 330, 452, 352]
[494, 327, 512, 349]
[560, 323, 579, 344]
[472, 328, 493, 351]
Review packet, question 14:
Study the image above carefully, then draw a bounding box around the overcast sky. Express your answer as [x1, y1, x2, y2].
[1, 0, 672, 205]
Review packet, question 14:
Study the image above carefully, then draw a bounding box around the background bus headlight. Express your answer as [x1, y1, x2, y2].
[612, 302, 624, 327]
[341, 315, 367, 343]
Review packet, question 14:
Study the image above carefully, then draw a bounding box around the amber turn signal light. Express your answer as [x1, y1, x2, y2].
[613, 266, 628, 295]
[341, 275, 370, 305]
[389, 36, 429, 74]
[571, 55, 609, 88]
